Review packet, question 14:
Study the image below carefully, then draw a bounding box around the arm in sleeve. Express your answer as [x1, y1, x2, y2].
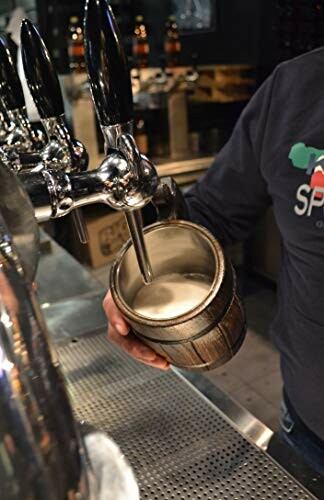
[185, 70, 278, 247]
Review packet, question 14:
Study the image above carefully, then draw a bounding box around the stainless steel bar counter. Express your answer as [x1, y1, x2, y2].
[37, 234, 324, 499]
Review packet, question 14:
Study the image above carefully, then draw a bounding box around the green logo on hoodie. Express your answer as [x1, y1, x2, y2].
[289, 143, 324, 217]
[289, 142, 324, 171]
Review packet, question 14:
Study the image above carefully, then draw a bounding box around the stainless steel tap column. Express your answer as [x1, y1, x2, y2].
[0, 167, 89, 499]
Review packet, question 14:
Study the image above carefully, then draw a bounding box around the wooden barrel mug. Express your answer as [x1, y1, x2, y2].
[110, 220, 246, 371]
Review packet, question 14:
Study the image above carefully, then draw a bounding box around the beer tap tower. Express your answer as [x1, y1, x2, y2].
[0, 0, 187, 497]
[0, 6, 145, 497]
[18, 0, 187, 284]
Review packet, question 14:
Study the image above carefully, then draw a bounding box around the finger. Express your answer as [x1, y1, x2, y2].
[103, 290, 129, 336]
[108, 326, 169, 370]
[137, 357, 170, 371]
[108, 325, 156, 360]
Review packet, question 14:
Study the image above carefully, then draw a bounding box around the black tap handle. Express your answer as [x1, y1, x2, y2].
[84, 0, 133, 127]
[20, 19, 64, 119]
[0, 34, 25, 111]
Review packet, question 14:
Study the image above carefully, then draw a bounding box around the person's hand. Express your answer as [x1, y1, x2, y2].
[103, 290, 170, 370]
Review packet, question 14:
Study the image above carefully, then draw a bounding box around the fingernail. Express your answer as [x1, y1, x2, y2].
[160, 362, 170, 371]
[115, 323, 129, 335]
[139, 346, 156, 361]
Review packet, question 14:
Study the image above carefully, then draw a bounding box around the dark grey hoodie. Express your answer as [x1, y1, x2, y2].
[186, 48, 324, 443]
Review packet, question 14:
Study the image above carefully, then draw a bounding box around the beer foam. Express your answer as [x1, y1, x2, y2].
[132, 273, 212, 320]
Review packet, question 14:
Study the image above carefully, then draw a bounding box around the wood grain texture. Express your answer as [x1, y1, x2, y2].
[112, 221, 247, 371]
[134, 262, 246, 371]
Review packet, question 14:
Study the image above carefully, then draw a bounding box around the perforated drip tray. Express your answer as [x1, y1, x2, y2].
[58, 332, 315, 499]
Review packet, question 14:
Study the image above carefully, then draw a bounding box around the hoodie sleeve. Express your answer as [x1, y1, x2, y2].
[185, 70, 278, 247]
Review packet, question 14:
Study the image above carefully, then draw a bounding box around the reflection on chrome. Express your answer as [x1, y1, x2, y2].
[1, 107, 45, 155]
[0, 202, 139, 499]
[0, 214, 88, 498]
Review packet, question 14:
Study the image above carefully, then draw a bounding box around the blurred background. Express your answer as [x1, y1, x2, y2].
[1, 1, 320, 168]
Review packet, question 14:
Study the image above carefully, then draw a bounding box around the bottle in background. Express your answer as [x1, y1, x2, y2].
[164, 15, 181, 68]
[134, 118, 149, 155]
[132, 15, 149, 69]
[68, 16, 85, 73]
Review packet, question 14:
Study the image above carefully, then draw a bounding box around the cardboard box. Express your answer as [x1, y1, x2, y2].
[70, 207, 130, 268]
[192, 65, 256, 103]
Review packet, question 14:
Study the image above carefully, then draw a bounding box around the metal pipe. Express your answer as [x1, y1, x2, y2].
[125, 210, 153, 284]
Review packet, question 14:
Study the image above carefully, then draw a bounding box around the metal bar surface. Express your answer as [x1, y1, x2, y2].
[177, 370, 324, 498]
[36, 231, 102, 305]
[57, 331, 317, 499]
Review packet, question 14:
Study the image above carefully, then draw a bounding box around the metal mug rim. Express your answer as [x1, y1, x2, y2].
[110, 219, 226, 327]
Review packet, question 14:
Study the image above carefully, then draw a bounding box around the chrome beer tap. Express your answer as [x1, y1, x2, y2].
[0, 33, 45, 154]
[83, 0, 188, 279]
[19, 20, 88, 175]
[84, 0, 158, 283]
[83, 0, 187, 281]
[19, 19, 89, 243]
[0, 98, 15, 141]
[0, 26, 88, 175]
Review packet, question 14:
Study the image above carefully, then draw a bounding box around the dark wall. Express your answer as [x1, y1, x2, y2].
[36, 0, 135, 73]
[136, 0, 275, 68]
[36, 0, 276, 75]
[133, 0, 171, 66]
[180, 0, 261, 66]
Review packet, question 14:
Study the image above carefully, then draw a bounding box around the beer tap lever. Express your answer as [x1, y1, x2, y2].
[0, 35, 25, 111]
[84, 0, 133, 132]
[20, 20, 64, 119]
[0, 33, 44, 152]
